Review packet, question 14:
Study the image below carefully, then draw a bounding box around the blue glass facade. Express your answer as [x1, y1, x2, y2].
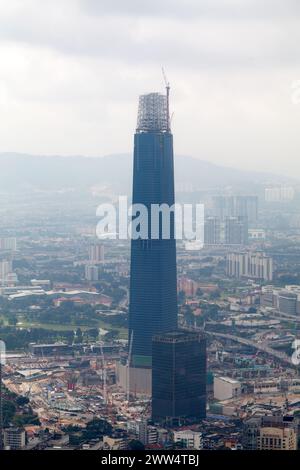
[152, 331, 207, 424]
[128, 130, 178, 367]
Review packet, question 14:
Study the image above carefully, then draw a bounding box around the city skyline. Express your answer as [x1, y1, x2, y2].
[1, 0, 300, 456]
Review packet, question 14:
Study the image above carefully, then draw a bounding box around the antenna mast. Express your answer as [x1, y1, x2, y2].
[162, 67, 170, 132]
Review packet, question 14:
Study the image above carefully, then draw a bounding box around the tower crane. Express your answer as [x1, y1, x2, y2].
[162, 67, 170, 131]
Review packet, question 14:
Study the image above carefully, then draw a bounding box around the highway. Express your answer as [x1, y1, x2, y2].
[205, 330, 297, 368]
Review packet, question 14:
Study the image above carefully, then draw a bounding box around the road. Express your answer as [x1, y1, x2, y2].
[205, 330, 297, 368]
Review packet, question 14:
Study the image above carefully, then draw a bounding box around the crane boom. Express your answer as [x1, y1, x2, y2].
[162, 67, 170, 132]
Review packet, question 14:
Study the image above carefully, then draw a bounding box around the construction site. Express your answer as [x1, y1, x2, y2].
[2, 344, 151, 435]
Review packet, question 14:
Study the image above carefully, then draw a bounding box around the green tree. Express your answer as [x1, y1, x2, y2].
[128, 440, 145, 450]
[84, 418, 112, 440]
[16, 396, 30, 406]
[3, 400, 16, 426]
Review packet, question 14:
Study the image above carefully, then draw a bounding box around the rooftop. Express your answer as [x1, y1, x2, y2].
[136, 92, 169, 133]
[153, 329, 205, 343]
[217, 376, 240, 385]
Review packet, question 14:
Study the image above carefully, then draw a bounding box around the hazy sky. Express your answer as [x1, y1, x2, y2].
[0, 0, 300, 177]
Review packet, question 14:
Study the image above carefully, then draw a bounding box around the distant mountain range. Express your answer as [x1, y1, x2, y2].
[0, 152, 293, 195]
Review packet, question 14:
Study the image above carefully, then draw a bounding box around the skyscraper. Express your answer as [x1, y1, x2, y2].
[225, 216, 248, 245]
[88, 244, 104, 264]
[204, 216, 221, 245]
[84, 264, 99, 282]
[213, 195, 258, 226]
[0, 260, 13, 286]
[124, 91, 178, 393]
[152, 331, 207, 425]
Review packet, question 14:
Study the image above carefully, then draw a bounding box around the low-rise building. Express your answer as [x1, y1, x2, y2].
[173, 430, 203, 450]
[103, 435, 127, 450]
[214, 376, 241, 401]
[261, 285, 300, 316]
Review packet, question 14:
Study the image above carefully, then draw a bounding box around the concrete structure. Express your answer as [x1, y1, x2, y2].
[258, 426, 297, 450]
[0, 237, 17, 251]
[225, 216, 248, 245]
[16, 369, 47, 381]
[278, 291, 298, 316]
[214, 376, 241, 401]
[177, 277, 198, 297]
[213, 195, 258, 225]
[265, 186, 295, 202]
[243, 416, 298, 450]
[29, 342, 73, 356]
[137, 421, 158, 445]
[248, 229, 266, 240]
[30, 279, 51, 287]
[88, 244, 104, 264]
[177, 278, 218, 297]
[116, 361, 151, 396]
[4, 428, 26, 450]
[84, 265, 99, 282]
[103, 435, 127, 450]
[0, 260, 13, 285]
[204, 217, 221, 245]
[173, 430, 203, 450]
[253, 380, 280, 394]
[261, 285, 300, 316]
[226, 251, 273, 281]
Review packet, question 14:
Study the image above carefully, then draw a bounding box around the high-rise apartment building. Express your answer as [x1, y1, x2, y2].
[234, 196, 258, 225]
[0, 237, 17, 251]
[265, 186, 295, 202]
[177, 277, 198, 297]
[213, 195, 258, 225]
[152, 331, 206, 424]
[84, 264, 99, 282]
[225, 216, 249, 245]
[204, 216, 221, 245]
[243, 416, 298, 450]
[88, 244, 104, 264]
[278, 291, 298, 315]
[261, 285, 300, 316]
[213, 195, 234, 220]
[0, 260, 13, 285]
[226, 251, 273, 281]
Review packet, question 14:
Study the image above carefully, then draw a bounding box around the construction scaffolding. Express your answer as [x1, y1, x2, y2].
[136, 92, 169, 133]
